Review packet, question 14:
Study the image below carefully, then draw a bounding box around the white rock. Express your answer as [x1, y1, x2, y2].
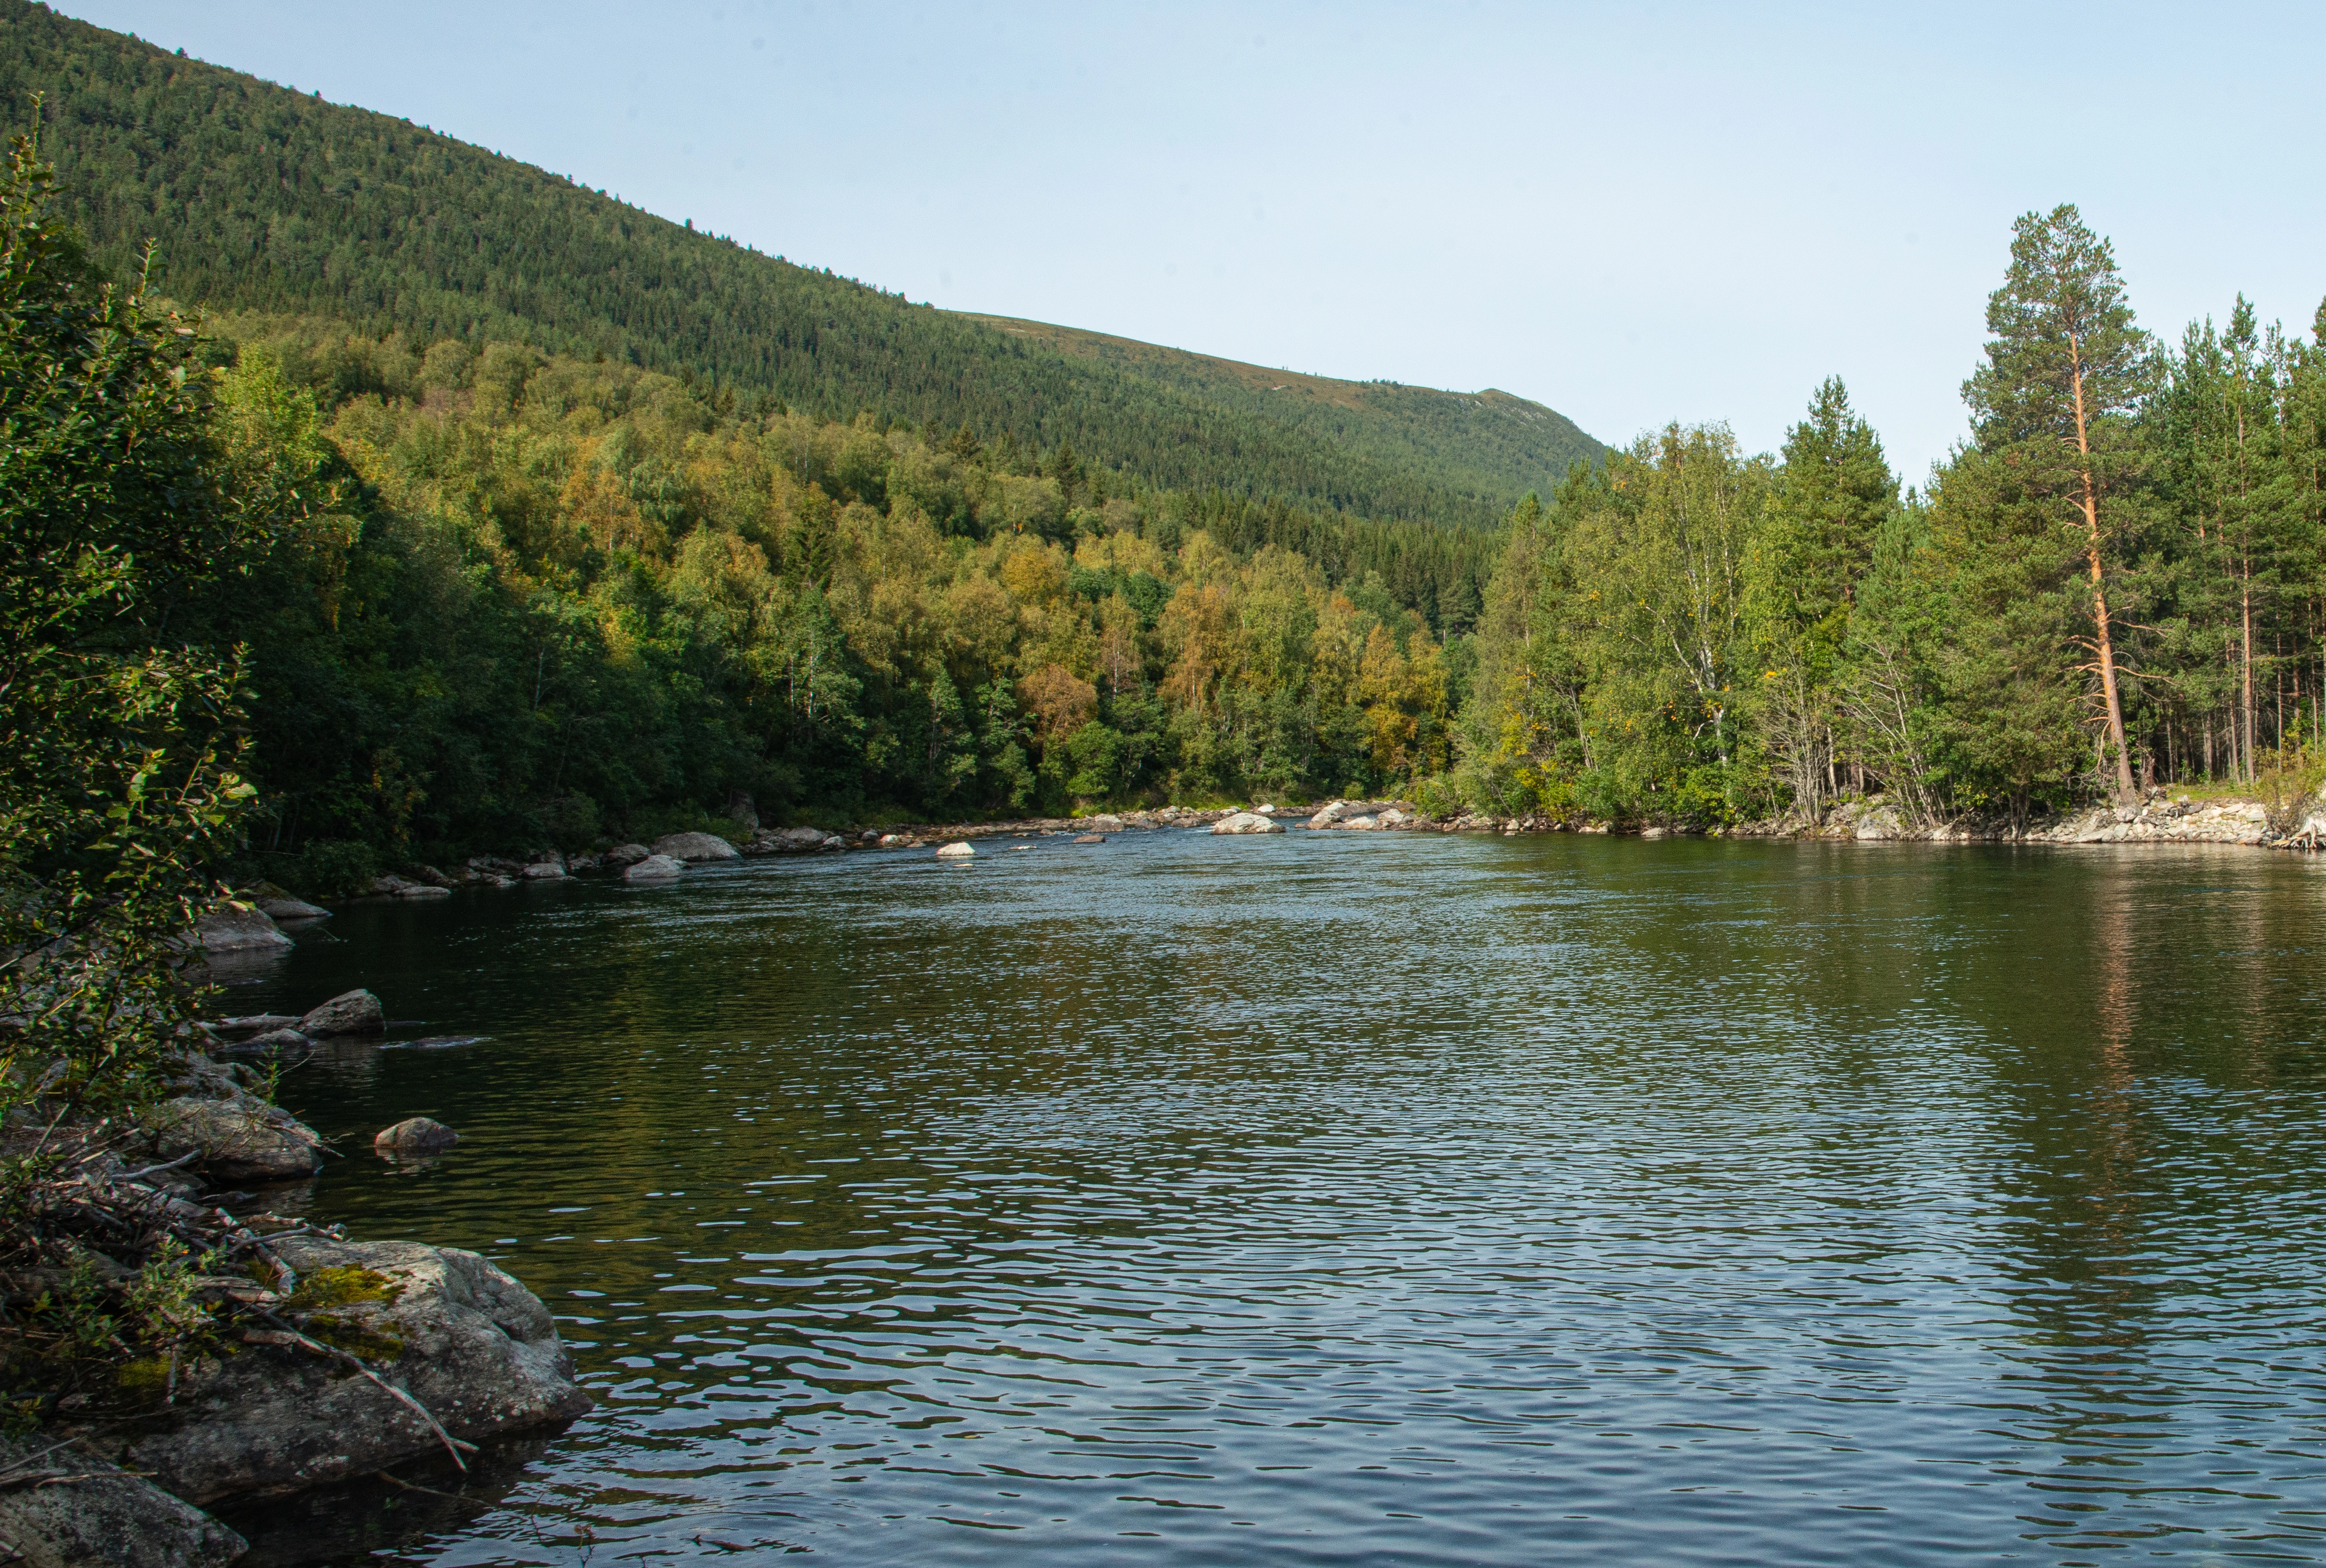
[651, 831, 740, 862]
[1211, 811, 1286, 835]
[622, 853, 684, 882]
[936, 841, 976, 859]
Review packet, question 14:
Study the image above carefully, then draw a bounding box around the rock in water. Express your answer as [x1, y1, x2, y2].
[258, 894, 331, 921]
[122, 1235, 593, 1506]
[1307, 800, 1350, 827]
[1083, 813, 1125, 832]
[196, 906, 293, 954]
[935, 841, 975, 859]
[519, 861, 565, 880]
[0, 1434, 245, 1568]
[602, 842, 651, 869]
[151, 1093, 324, 1182]
[623, 853, 684, 882]
[1210, 811, 1285, 835]
[301, 988, 384, 1037]
[650, 831, 740, 862]
[374, 1116, 459, 1153]
[1073, 833, 1106, 844]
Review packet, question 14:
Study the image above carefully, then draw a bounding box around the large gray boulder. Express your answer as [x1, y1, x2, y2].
[0, 1435, 244, 1568]
[120, 1236, 593, 1505]
[256, 894, 330, 922]
[601, 842, 651, 870]
[150, 1091, 324, 1183]
[651, 830, 739, 862]
[1210, 811, 1285, 836]
[300, 989, 383, 1037]
[1081, 813, 1125, 833]
[622, 853, 684, 882]
[194, 906, 292, 954]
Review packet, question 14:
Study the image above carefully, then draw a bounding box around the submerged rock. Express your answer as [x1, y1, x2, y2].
[1073, 833, 1106, 844]
[374, 1116, 459, 1153]
[195, 906, 292, 954]
[622, 853, 684, 882]
[120, 1235, 593, 1506]
[301, 989, 383, 1037]
[1210, 811, 1285, 836]
[650, 831, 739, 863]
[0, 1434, 245, 1568]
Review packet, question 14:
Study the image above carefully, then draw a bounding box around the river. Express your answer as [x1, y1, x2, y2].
[215, 830, 2326, 1566]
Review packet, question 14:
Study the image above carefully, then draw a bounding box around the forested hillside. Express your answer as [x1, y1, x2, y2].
[0, 0, 1600, 529]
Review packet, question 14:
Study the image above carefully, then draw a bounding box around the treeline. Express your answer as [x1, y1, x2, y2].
[185, 314, 1488, 885]
[0, 0, 1599, 529]
[1454, 206, 2326, 829]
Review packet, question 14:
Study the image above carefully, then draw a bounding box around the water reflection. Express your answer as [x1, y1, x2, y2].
[223, 836, 2326, 1566]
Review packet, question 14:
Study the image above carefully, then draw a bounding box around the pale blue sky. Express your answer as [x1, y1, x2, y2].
[60, 1, 2326, 485]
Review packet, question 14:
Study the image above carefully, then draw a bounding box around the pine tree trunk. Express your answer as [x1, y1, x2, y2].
[2068, 333, 2138, 801]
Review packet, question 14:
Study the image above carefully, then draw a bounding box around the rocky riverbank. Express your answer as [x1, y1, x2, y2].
[0, 987, 590, 1568]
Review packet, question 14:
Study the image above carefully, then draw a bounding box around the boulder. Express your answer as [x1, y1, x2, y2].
[878, 833, 910, 847]
[0, 1434, 245, 1568]
[301, 988, 383, 1037]
[150, 1092, 324, 1183]
[1308, 800, 1351, 827]
[119, 1235, 593, 1507]
[374, 1116, 459, 1154]
[622, 853, 684, 882]
[777, 826, 830, 850]
[195, 906, 292, 955]
[257, 895, 331, 922]
[935, 841, 976, 859]
[1211, 811, 1286, 835]
[602, 843, 651, 870]
[1083, 813, 1125, 833]
[519, 861, 565, 881]
[396, 883, 451, 899]
[1341, 815, 1382, 830]
[1073, 833, 1106, 845]
[206, 1014, 301, 1039]
[563, 853, 601, 874]
[221, 1027, 311, 1057]
[650, 831, 739, 863]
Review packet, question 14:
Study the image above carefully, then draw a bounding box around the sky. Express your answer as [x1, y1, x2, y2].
[58, 1, 2326, 485]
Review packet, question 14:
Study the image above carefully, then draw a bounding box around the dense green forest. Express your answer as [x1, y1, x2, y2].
[1456, 208, 2326, 831]
[6, 6, 2323, 896]
[0, 0, 1600, 532]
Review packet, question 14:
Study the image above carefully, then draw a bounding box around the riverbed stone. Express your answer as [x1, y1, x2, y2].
[119, 1235, 593, 1507]
[519, 860, 564, 880]
[257, 894, 331, 922]
[374, 1116, 459, 1153]
[935, 841, 975, 859]
[651, 831, 739, 862]
[301, 988, 383, 1037]
[1074, 833, 1105, 844]
[1308, 800, 1350, 827]
[1082, 814, 1125, 832]
[195, 906, 292, 954]
[602, 842, 650, 870]
[1210, 811, 1285, 835]
[150, 1092, 324, 1183]
[0, 1433, 246, 1568]
[622, 853, 684, 882]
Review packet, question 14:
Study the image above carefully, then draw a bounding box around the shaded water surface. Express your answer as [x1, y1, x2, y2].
[223, 832, 2326, 1565]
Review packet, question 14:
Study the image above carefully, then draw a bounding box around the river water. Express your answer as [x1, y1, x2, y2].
[217, 830, 2326, 1566]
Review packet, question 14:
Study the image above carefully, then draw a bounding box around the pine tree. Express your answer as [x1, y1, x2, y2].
[1963, 205, 2153, 801]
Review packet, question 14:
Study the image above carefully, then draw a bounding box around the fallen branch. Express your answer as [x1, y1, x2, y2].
[247, 1321, 476, 1471]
